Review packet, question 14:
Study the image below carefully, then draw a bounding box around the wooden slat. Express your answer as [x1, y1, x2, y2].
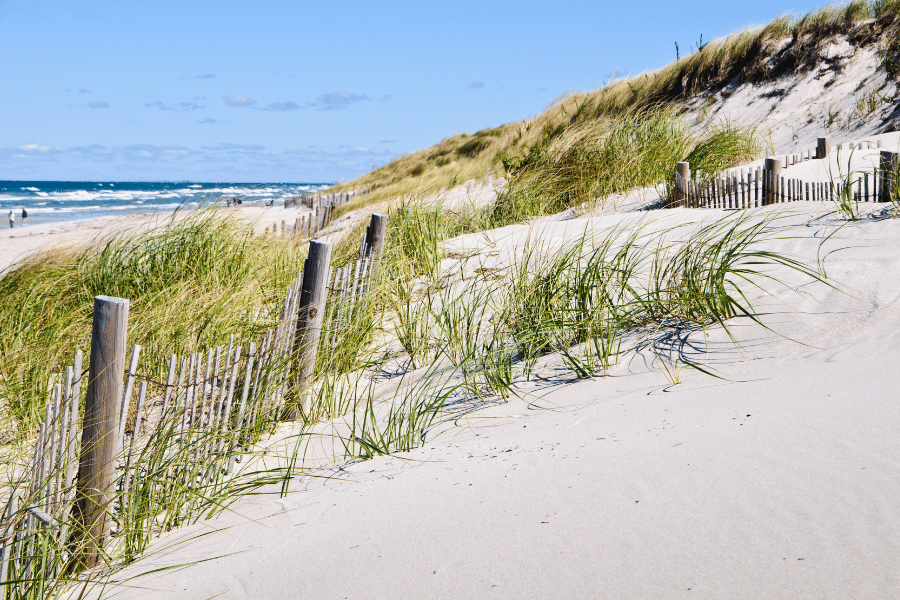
[119, 344, 142, 442]
[161, 354, 178, 416]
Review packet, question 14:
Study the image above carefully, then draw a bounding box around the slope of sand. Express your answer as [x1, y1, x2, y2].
[686, 33, 897, 151]
[80, 185, 900, 598]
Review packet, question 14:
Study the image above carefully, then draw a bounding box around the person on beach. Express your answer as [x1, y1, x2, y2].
[21, 208, 27, 226]
[8, 210, 14, 228]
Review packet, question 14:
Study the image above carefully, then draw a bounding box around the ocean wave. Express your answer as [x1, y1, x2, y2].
[0, 182, 331, 224]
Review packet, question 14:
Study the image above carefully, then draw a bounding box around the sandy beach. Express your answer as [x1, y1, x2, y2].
[0, 204, 320, 275]
[55, 166, 898, 598]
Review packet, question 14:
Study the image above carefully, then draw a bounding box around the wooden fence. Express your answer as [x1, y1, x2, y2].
[283, 189, 367, 210]
[263, 190, 367, 239]
[0, 212, 389, 594]
[672, 140, 899, 209]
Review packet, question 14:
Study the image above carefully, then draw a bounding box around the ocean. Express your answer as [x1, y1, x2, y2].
[0, 181, 332, 226]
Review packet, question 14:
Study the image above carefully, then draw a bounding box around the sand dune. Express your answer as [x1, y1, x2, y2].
[75, 181, 900, 598]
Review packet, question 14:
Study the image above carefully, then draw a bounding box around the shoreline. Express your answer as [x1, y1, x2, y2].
[0, 203, 316, 274]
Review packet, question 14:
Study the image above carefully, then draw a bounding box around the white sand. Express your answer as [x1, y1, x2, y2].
[75, 192, 900, 599]
[685, 34, 896, 152]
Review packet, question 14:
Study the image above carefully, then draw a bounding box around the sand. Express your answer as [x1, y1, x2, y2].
[61, 176, 900, 598]
[685, 36, 897, 152]
[7, 136, 899, 598]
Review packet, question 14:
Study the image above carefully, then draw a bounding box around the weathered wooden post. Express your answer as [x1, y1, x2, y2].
[763, 157, 782, 205]
[362, 212, 389, 281]
[73, 296, 129, 568]
[675, 162, 690, 207]
[286, 241, 332, 419]
[879, 150, 898, 203]
[817, 136, 831, 160]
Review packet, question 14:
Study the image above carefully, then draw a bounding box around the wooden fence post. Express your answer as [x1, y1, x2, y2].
[363, 212, 389, 278]
[675, 162, 690, 207]
[817, 136, 831, 160]
[880, 150, 898, 203]
[763, 157, 782, 205]
[73, 296, 129, 568]
[363, 213, 388, 257]
[286, 241, 332, 419]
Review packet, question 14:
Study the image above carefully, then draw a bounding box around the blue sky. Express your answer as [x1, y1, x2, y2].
[0, 0, 823, 182]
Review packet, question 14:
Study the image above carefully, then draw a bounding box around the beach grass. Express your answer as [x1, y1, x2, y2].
[0, 210, 305, 438]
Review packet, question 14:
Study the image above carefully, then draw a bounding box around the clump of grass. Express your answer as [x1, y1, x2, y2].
[830, 147, 863, 219]
[492, 108, 760, 226]
[380, 199, 486, 280]
[493, 107, 692, 223]
[0, 211, 304, 437]
[470, 213, 826, 385]
[826, 104, 841, 128]
[342, 366, 462, 460]
[854, 88, 887, 118]
[684, 120, 762, 177]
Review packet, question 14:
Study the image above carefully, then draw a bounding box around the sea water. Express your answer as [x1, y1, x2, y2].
[0, 181, 331, 226]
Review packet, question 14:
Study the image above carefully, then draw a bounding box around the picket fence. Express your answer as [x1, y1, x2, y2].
[283, 188, 368, 211]
[0, 213, 388, 595]
[263, 189, 371, 239]
[671, 139, 899, 209]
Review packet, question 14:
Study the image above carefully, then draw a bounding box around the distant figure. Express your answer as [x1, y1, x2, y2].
[8, 210, 14, 228]
[21, 208, 27, 226]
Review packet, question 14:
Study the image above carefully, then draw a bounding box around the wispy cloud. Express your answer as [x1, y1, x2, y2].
[379, 139, 397, 144]
[263, 101, 301, 112]
[78, 88, 91, 93]
[223, 95, 256, 108]
[197, 118, 217, 124]
[87, 100, 109, 108]
[195, 73, 215, 79]
[145, 101, 206, 111]
[308, 92, 370, 111]
[468, 81, 485, 89]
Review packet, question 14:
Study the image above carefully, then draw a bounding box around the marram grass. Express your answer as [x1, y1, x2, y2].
[0, 210, 306, 437]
